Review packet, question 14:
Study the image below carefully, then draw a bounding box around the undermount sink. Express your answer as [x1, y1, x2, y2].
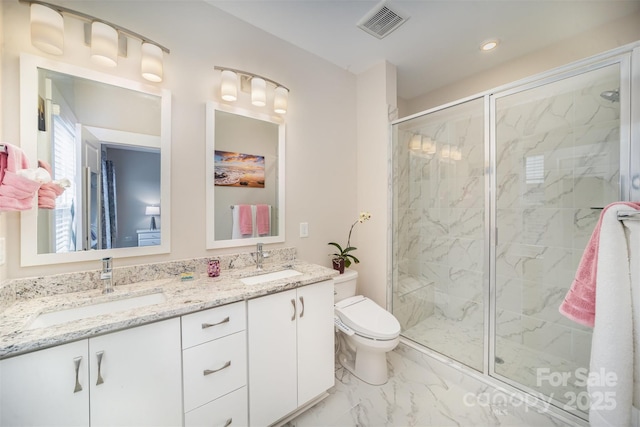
[240, 269, 303, 285]
[27, 292, 167, 330]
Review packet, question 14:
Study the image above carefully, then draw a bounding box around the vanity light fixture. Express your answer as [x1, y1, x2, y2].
[409, 134, 422, 151]
[215, 66, 290, 114]
[22, 0, 170, 82]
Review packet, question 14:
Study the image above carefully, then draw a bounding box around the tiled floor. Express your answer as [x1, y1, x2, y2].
[288, 347, 581, 427]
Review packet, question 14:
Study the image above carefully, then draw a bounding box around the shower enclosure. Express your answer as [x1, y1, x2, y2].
[391, 45, 638, 421]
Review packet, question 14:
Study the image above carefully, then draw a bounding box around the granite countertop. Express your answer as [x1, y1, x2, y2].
[0, 261, 338, 359]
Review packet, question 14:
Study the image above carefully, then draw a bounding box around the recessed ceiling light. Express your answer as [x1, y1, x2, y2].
[481, 40, 499, 51]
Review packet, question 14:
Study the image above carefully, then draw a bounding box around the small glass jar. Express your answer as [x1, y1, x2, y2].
[207, 259, 221, 277]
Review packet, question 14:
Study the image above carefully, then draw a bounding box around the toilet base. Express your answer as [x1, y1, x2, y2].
[337, 333, 399, 386]
[339, 349, 389, 385]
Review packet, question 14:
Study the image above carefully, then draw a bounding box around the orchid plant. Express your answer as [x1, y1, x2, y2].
[328, 211, 372, 269]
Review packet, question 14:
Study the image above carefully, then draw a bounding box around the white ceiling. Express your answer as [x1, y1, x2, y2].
[206, 0, 640, 100]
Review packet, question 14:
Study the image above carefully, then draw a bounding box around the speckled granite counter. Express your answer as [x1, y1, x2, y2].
[0, 261, 338, 359]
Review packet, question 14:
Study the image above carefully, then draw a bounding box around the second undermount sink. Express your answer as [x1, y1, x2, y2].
[27, 292, 167, 330]
[240, 269, 303, 285]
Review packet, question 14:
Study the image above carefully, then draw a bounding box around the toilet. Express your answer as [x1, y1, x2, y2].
[333, 270, 401, 385]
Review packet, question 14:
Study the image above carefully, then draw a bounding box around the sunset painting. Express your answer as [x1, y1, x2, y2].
[214, 150, 265, 188]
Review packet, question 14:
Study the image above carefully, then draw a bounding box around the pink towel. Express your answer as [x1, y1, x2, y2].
[238, 204, 252, 235]
[256, 204, 270, 236]
[37, 160, 65, 209]
[559, 201, 640, 327]
[0, 143, 41, 211]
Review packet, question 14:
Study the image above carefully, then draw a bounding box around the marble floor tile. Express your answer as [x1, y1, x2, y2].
[288, 350, 580, 427]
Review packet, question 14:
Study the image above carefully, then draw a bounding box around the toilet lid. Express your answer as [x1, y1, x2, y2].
[335, 296, 401, 340]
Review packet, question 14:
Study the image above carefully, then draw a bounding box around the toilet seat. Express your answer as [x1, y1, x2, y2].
[335, 296, 400, 340]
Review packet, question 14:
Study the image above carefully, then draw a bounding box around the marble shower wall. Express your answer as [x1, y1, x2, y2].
[494, 64, 620, 382]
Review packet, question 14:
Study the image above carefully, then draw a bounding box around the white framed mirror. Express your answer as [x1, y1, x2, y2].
[205, 101, 285, 249]
[19, 54, 171, 266]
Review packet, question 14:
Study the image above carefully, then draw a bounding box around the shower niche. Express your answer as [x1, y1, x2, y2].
[392, 49, 634, 421]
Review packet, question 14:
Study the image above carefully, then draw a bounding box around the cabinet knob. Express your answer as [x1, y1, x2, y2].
[73, 356, 83, 393]
[201, 316, 230, 329]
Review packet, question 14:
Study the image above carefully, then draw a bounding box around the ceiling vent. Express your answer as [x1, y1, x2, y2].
[357, 1, 409, 39]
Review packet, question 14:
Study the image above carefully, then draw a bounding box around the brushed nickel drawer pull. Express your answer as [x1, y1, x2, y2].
[203, 360, 231, 376]
[96, 351, 105, 385]
[202, 316, 230, 329]
[223, 418, 232, 427]
[290, 299, 296, 321]
[73, 356, 83, 393]
[299, 296, 305, 318]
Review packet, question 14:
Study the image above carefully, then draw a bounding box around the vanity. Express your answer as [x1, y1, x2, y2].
[0, 260, 338, 427]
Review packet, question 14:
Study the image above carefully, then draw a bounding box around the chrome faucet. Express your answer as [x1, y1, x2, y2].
[101, 257, 114, 294]
[254, 242, 269, 270]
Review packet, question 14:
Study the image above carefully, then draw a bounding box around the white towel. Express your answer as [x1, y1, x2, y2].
[231, 205, 242, 239]
[589, 205, 639, 426]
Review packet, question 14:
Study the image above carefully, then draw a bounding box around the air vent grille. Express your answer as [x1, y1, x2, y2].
[357, 2, 409, 39]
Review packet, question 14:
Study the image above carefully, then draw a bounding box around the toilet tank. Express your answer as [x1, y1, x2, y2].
[333, 270, 358, 303]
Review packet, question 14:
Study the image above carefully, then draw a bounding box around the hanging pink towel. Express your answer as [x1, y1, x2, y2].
[559, 201, 640, 327]
[238, 204, 253, 235]
[256, 204, 270, 236]
[0, 143, 41, 211]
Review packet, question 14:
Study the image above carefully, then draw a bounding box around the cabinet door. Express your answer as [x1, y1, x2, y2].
[297, 280, 335, 405]
[89, 318, 182, 427]
[248, 289, 297, 426]
[0, 340, 89, 426]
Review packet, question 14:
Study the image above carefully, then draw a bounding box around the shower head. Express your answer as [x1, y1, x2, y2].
[600, 89, 619, 103]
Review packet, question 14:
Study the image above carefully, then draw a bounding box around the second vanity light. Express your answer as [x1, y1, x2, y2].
[215, 66, 289, 115]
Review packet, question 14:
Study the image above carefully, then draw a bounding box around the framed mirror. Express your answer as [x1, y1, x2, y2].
[20, 54, 171, 266]
[205, 101, 285, 249]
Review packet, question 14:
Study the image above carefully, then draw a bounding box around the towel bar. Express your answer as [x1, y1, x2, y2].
[0, 144, 6, 153]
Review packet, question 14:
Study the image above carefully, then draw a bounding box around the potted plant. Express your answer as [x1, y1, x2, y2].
[328, 212, 371, 274]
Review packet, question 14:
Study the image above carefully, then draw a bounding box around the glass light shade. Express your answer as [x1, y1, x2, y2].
[220, 70, 238, 101]
[422, 137, 436, 154]
[451, 146, 462, 161]
[91, 21, 118, 67]
[30, 4, 64, 55]
[251, 77, 266, 107]
[274, 86, 288, 114]
[409, 134, 422, 150]
[141, 43, 163, 82]
[441, 144, 451, 159]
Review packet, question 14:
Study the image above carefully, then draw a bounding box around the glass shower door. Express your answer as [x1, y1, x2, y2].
[392, 97, 486, 371]
[492, 60, 624, 416]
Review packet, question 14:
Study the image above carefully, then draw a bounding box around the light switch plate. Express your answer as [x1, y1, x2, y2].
[299, 222, 309, 238]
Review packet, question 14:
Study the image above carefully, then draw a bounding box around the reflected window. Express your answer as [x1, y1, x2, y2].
[52, 114, 77, 253]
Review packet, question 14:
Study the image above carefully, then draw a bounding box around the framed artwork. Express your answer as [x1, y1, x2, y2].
[214, 150, 265, 188]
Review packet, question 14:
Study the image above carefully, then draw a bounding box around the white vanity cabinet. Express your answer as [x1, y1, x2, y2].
[247, 280, 335, 426]
[182, 301, 248, 427]
[0, 340, 90, 426]
[0, 318, 182, 427]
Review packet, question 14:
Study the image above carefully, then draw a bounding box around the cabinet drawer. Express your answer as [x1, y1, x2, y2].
[183, 331, 247, 412]
[182, 301, 246, 349]
[139, 239, 161, 246]
[184, 387, 247, 427]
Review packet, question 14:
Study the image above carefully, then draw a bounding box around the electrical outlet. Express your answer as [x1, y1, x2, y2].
[299, 222, 309, 238]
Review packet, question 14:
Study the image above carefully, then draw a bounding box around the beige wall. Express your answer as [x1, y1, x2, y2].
[355, 61, 397, 308]
[404, 10, 640, 115]
[1, 0, 358, 278]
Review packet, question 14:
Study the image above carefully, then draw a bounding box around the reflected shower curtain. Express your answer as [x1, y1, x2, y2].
[101, 158, 117, 249]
